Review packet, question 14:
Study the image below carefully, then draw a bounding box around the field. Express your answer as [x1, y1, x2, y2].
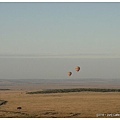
[1, 90, 120, 118]
[0, 79, 120, 118]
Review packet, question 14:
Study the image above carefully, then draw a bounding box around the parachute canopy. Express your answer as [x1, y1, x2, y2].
[75, 66, 80, 72]
[67, 72, 72, 76]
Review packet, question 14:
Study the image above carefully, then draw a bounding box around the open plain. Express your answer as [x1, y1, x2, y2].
[0, 79, 120, 118]
[1, 90, 120, 118]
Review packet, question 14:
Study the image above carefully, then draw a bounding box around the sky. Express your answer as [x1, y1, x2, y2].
[0, 3, 120, 79]
[0, 2, 120, 57]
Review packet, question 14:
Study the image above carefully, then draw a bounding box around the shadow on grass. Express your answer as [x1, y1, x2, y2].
[0, 100, 8, 106]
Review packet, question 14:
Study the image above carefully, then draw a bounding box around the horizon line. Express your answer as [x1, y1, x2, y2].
[0, 53, 120, 58]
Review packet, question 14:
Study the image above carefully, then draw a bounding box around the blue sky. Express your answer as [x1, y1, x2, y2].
[0, 3, 120, 58]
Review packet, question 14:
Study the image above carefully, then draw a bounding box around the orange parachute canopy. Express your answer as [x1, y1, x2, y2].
[75, 66, 80, 72]
[67, 72, 72, 76]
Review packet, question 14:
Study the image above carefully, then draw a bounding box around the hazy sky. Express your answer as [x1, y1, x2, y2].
[0, 3, 120, 79]
[0, 3, 120, 57]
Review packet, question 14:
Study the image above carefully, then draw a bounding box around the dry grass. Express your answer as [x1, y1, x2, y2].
[0, 90, 120, 118]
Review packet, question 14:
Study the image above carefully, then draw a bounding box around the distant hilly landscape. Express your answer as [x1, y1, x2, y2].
[0, 78, 120, 91]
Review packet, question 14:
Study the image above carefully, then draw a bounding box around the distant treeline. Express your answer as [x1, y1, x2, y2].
[0, 89, 10, 90]
[26, 88, 120, 94]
